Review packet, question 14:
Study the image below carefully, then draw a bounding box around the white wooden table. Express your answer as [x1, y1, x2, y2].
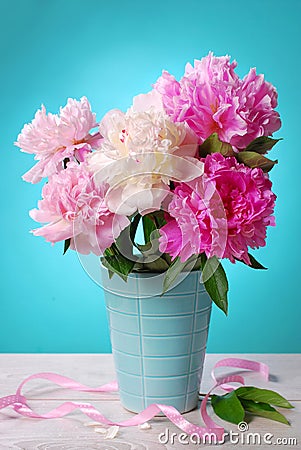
[0, 354, 300, 449]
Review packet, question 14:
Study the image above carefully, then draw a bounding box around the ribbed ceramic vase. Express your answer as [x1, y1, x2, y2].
[101, 267, 212, 414]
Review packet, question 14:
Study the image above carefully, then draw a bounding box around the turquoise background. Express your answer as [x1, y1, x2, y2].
[1, 0, 300, 353]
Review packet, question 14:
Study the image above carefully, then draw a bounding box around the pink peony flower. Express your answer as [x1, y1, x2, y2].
[231, 68, 281, 149]
[159, 177, 227, 262]
[29, 162, 129, 255]
[159, 153, 276, 264]
[154, 52, 281, 150]
[15, 97, 102, 183]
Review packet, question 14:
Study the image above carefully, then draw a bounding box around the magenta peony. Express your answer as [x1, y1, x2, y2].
[29, 162, 129, 255]
[15, 97, 101, 183]
[159, 153, 276, 264]
[154, 52, 281, 150]
[159, 176, 227, 262]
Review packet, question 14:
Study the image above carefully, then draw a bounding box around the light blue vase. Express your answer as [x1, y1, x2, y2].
[101, 267, 212, 414]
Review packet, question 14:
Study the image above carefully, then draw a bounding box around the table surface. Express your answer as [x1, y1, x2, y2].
[0, 354, 300, 449]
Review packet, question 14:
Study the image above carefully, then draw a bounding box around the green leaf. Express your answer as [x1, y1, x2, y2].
[136, 229, 160, 255]
[162, 257, 192, 294]
[138, 258, 169, 272]
[102, 254, 134, 282]
[236, 253, 267, 270]
[142, 211, 167, 245]
[245, 136, 282, 154]
[104, 245, 115, 256]
[236, 387, 294, 409]
[142, 215, 157, 244]
[63, 238, 71, 255]
[240, 399, 290, 425]
[131, 220, 170, 273]
[136, 242, 152, 253]
[130, 213, 142, 246]
[211, 391, 245, 424]
[102, 245, 135, 282]
[107, 267, 114, 279]
[152, 210, 167, 228]
[137, 228, 160, 252]
[200, 254, 228, 315]
[199, 133, 235, 157]
[136, 231, 169, 272]
[236, 151, 277, 172]
[191, 255, 203, 271]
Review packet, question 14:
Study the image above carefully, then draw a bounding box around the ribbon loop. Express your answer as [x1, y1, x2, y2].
[0, 357, 269, 443]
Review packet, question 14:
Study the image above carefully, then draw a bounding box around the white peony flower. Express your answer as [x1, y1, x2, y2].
[88, 91, 203, 216]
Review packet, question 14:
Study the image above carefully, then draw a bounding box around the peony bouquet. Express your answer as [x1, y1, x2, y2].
[16, 52, 281, 314]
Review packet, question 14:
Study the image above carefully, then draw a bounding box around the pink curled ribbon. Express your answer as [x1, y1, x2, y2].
[0, 357, 269, 443]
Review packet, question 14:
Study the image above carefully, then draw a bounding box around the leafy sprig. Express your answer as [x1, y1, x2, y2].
[211, 386, 293, 425]
[199, 133, 281, 172]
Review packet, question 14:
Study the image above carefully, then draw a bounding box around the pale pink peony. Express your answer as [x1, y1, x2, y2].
[15, 97, 102, 183]
[29, 162, 129, 255]
[159, 153, 276, 264]
[154, 52, 281, 150]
